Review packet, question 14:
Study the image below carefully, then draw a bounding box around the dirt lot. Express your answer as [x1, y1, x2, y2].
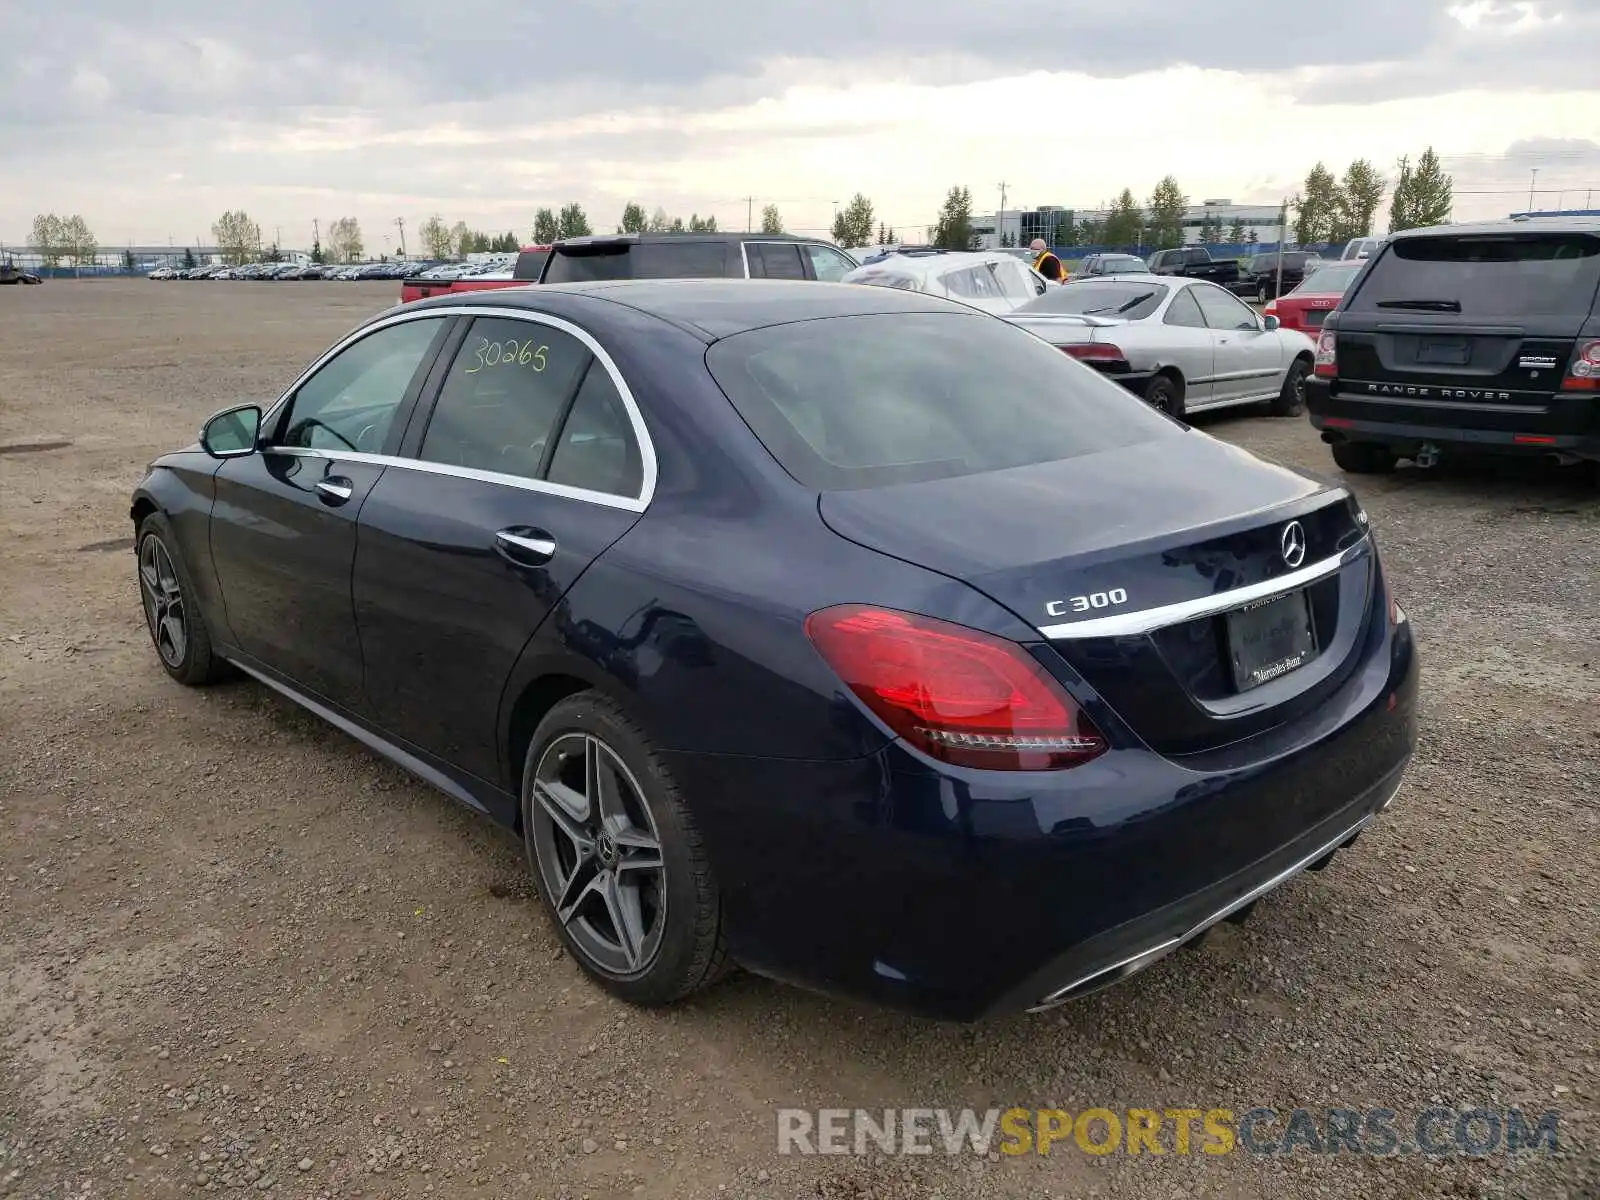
[1, 278, 1596, 1200]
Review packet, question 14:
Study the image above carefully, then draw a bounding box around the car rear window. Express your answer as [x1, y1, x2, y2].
[1346, 233, 1600, 318]
[1294, 265, 1362, 295]
[1016, 281, 1167, 319]
[705, 312, 1180, 490]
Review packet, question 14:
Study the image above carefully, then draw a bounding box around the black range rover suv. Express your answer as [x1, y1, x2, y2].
[1305, 216, 1600, 474]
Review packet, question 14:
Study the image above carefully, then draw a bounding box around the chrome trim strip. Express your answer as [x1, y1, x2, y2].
[258, 305, 659, 510]
[497, 531, 556, 557]
[1037, 538, 1366, 640]
[1029, 803, 1386, 1012]
[264, 447, 647, 513]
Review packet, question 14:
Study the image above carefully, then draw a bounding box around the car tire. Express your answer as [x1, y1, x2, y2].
[1331, 441, 1398, 474]
[1257, 282, 1269, 304]
[521, 693, 730, 1007]
[1144, 373, 1186, 420]
[1271, 358, 1311, 417]
[135, 512, 231, 685]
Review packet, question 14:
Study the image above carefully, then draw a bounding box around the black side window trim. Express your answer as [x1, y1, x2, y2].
[405, 315, 596, 477]
[268, 315, 457, 456]
[395, 316, 469, 456]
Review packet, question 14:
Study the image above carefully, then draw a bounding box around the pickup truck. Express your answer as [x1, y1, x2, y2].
[399, 246, 551, 303]
[1145, 246, 1241, 287]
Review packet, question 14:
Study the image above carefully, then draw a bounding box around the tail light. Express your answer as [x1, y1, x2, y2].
[1381, 569, 1406, 627]
[1062, 343, 1126, 364]
[1313, 330, 1338, 378]
[1263, 300, 1278, 317]
[1561, 339, 1600, 391]
[804, 605, 1108, 771]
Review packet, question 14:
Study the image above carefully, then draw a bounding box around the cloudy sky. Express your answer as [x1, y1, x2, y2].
[3, 0, 1600, 250]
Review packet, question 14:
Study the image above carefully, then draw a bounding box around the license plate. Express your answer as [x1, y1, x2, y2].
[1419, 336, 1470, 366]
[1225, 590, 1317, 692]
[1303, 310, 1326, 328]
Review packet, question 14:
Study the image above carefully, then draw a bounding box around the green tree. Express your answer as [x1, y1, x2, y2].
[760, 204, 784, 234]
[618, 202, 648, 234]
[328, 217, 363, 263]
[1079, 217, 1104, 245]
[558, 203, 592, 239]
[1147, 176, 1187, 249]
[533, 207, 559, 244]
[182, 246, 197, 269]
[1199, 213, 1224, 244]
[418, 215, 452, 258]
[1102, 189, 1143, 248]
[122, 248, 136, 271]
[1332, 159, 1386, 242]
[211, 210, 262, 265]
[1391, 147, 1452, 231]
[687, 213, 717, 233]
[493, 232, 519, 252]
[263, 243, 282, 264]
[1294, 162, 1340, 245]
[885, 226, 896, 243]
[1228, 216, 1247, 244]
[59, 215, 98, 266]
[29, 214, 64, 267]
[877, 221, 887, 245]
[931, 187, 974, 250]
[830, 193, 875, 248]
[310, 238, 324, 264]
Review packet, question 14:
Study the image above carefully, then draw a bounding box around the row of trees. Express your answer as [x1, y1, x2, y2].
[28, 213, 99, 266]
[1291, 150, 1450, 243]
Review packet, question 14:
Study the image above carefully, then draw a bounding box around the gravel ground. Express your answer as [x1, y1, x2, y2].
[1, 279, 1596, 1200]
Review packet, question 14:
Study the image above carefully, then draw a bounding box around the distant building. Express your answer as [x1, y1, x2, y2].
[974, 200, 1292, 249]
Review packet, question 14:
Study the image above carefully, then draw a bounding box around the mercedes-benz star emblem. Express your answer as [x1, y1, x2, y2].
[1280, 520, 1307, 568]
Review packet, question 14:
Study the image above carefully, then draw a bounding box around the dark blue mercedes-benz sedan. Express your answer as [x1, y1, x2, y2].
[130, 279, 1417, 1020]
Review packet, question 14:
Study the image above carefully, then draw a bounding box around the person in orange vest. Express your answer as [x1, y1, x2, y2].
[1030, 238, 1066, 283]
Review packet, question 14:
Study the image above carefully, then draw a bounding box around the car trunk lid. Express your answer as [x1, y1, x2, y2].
[819, 432, 1373, 756]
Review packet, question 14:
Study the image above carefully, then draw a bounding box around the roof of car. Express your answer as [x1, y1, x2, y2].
[1390, 216, 1600, 240]
[393, 278, 975, 341]
[552, 231, 823, 248]
[851, 249, 1035, 277]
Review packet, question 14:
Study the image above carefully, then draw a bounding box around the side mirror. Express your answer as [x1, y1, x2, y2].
[200, 404, 261, 458]
[1262, 315, 1281, 332]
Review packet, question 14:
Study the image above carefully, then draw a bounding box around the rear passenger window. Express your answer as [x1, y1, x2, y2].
[748, 243, 806, 280]
[546, 366, 644, 498]
[1164, 289, 1207, 328]
[417, 318, 590, 479]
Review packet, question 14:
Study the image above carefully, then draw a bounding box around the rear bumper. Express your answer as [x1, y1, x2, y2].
[667, 612, 1419, 1021]
[1307, 378, 1600, 460]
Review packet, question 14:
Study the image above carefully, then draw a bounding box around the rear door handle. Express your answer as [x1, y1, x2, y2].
[316, 476, 355, 504]
[496, 527, 557, 566]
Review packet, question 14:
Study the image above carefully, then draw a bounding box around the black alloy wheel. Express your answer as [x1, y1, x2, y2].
[521, 694, 728, 1005]
[138, 535, 188, 669]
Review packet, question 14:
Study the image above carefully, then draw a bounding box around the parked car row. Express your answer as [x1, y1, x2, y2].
[149, 260, 452, 281]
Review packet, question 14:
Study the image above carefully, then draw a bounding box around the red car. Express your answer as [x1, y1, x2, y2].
[1263, 261, 1365, 337]
[400, 245, 551, 304]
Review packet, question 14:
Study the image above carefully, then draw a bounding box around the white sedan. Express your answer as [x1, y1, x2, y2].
[1002, 273, 1316, 419]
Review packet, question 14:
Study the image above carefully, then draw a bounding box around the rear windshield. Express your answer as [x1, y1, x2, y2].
[705, 312, 1180, 490]
[1346, 234, 1600, 318]
[1015, 281, 1167, 319]
[541, 240, 733, 283]
[1294, 265, 1362, 295]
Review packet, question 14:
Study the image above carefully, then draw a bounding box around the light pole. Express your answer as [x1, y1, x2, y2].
[1528, 168, 1539, 213]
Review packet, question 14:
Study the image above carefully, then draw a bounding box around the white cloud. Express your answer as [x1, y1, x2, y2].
[3, 0, 1598, 246]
